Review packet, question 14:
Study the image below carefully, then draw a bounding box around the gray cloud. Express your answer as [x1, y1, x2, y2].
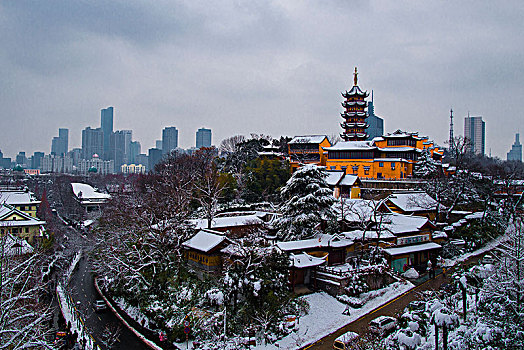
[1, 0, 523, 159]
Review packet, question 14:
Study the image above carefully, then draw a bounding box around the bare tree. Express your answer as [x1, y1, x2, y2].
[0, 233, 53, 349]
[219, 135, 246, 154]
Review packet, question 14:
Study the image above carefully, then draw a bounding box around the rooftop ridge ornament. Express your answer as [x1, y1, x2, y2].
[353, 67, 358, 86]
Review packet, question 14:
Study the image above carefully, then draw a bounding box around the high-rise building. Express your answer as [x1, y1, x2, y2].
[31, 152, 44, 169]
[366, 93, 384, 140]
[464, 115, 485, 155]
[196, 128, 212, 149]
[101, 107, 114, 160]
[82, 127, 104, 160]
[135, 154, 149, 169]
[507, 133, 522, 162]
[156, 140, 163, 150]
[15, 152, 27, 167]
[51, 128, 68, 156]
[148, 148, 163, 172]
[162, 127, 178, 155]
[110, 130, 132, 172]
[129, 141, 141, 164]
[79, 154, 114, 175]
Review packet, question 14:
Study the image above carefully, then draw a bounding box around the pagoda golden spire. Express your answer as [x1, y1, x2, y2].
[353, 67, 358, 86]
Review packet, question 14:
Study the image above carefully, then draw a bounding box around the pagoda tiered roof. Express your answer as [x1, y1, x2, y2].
[342, 85, 369, 98]
[341, 111, 367, 118]
[341, 100, 367, 108]
[341, 122, 368, 129]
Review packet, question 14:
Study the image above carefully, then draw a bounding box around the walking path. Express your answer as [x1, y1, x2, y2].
[301, 250, 489, 350]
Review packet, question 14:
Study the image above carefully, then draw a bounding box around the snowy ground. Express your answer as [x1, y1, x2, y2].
[256, 281, 414, 350]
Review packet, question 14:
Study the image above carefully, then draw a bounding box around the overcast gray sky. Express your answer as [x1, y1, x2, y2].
[1, 0, 523, 159]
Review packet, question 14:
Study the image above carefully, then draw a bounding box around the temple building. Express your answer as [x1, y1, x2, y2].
[340, 67, 369, 141]
[325, 130, 443, 179]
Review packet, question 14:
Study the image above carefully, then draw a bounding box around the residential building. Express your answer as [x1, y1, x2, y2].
[135, 154, 149, 168]
[148, 148, 163, 172]
[162, 127, 178, 155]
[196, 128, 212, 148]
[464, 115, 485, 155]
[507, 133, 522, 162]
[81, 127, 104, 160]
[101, 107, 114, 160]
[41, 154, 73, 173]
[68, 148, 82, 167]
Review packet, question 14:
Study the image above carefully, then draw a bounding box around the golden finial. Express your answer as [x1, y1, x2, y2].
[353, 67, 358, 86]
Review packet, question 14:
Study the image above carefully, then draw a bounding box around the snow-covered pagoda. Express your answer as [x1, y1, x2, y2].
[340, 67, 369, 141]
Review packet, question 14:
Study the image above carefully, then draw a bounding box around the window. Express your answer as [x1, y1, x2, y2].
[377, 173, 383, 178]
[25, 228, 29, 233]
[379, 162, 384, 167]
[391, 162, 396, 170]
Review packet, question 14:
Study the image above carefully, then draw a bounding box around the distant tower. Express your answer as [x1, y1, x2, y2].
[162, 127, 179, 155]
[101, 107, 114, 160]
[340, 67, 369, 141]
[507, 133, 522, 162]
[449, 108, 454, 152]
[196, 128, 212, 148]
[366, 91, 384, 140]
[464, 114, 486, 155]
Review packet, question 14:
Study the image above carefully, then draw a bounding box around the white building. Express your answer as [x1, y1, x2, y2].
[79, 154, 114, 175]
[121, 164, 146, 174]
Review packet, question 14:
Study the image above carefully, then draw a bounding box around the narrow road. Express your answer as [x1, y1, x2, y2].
[68, 241, 148, 349]
[302, 253, 487, 350]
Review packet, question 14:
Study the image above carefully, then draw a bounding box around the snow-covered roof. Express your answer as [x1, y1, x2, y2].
[342, 230, 396, 240]
[289, 135, 328, 144]
[0, 204, 46, 226]
[291, 252, 327, 268]
[324, 171, 345, 186]
[339, 175, 359, 186]
[387, 192, 438, 212]
[189, 214, 264, 230]
[432, 231, 448, 239]
[1, 234, 34, 256]
[333, 199, 390, 223]
[182, 229, 228, 253]
[465, 212, 484, 220]
[276, 234, 353, 252]
[324, 141, 375, 151]
[71, 183, 111, 201]
[383, 130, 421, 140]
[377, 147, 421, 152]
[383, 242, 441, 256]
[383, 213, 432, 234]
[0, 191, 40, 205]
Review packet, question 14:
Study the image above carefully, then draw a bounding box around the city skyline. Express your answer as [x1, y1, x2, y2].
[1, 1, 524, 158]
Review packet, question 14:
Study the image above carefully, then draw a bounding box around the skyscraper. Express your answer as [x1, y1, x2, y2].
[129, 141, 141, 164]
[196, 128, 212, 148]
[82, 127, 104, 159]
[51, 128, 68, 156]
[464, 115, 485, 155]
[110, 130, 132, 172]
[507, 133, 522, 162]
[148, 148, 163, 172]
[366, 92, 384, 140]
[162, 127, 178, 155]
[101, 107, 114, 160]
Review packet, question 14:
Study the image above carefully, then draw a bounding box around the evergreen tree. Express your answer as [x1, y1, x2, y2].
[413, 148, 438, 178]
[276, 164, 336, 241]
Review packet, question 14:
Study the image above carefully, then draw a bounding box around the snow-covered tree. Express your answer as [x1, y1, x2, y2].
[413, 148, 439, 178]
[275, 165, 336, 241]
